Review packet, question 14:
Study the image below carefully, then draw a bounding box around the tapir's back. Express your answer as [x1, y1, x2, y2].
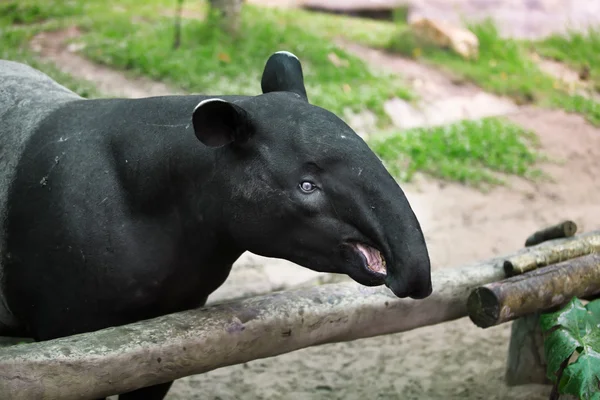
[0, 60, 81, 334]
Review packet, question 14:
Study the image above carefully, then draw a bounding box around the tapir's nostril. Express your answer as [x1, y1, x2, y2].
[409, 281, 433, 299]
[385, 272, 432, 299]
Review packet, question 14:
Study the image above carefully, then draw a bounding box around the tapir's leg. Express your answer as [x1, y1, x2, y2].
[118, 381, 174, 400]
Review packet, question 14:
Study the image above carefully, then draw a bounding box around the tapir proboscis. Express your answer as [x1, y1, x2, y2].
[0, 51, 432, 399]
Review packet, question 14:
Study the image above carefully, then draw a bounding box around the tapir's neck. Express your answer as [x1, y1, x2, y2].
[102, 95, 247, 253]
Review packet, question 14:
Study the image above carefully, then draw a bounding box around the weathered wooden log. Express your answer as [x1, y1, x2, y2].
[524, 220, 578, 247]
[0, 264, 504, 400]
[468, 253, 600, 328]
[504, 313, 549, 386]
[0, 231, 598, 399]
[503, 231, 600, 276]
[505, 221, 577, 388]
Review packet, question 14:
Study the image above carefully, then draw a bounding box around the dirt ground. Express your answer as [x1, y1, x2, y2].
[21, 3, 600, 398]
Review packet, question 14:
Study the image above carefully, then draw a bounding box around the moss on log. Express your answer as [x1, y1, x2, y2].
[468, 253, 600, 328]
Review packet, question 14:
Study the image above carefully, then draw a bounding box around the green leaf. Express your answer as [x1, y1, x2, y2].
[544, 328, 579, 380]
[586, 299, 600, 323]
[540, 297, 589, 334]
[541, 298, 600, 397]
[559, 350, 600, 399]
[583, 329, 600, 357]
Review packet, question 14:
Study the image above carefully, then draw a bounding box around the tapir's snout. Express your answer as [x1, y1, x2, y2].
[385, 266, 433, 299]
[372, 178, 433, 300]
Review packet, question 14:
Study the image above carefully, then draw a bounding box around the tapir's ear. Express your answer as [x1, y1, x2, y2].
[261, 51, 308, 102]
[192, 98, 253, 148]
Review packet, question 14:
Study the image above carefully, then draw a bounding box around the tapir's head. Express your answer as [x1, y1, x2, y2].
[192, 51, 432, 299]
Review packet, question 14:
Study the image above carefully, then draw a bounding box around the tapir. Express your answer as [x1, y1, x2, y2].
[0, 51, 432, 399]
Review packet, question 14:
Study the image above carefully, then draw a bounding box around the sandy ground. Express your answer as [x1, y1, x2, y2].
[14, 5, 600, 398]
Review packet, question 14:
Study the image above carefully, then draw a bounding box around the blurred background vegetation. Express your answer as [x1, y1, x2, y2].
[1, 0, 599, 188]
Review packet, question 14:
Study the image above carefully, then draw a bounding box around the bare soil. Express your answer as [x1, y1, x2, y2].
[25, 19, 600, 400]
[338, 40, 519, 132]
[30, 26, 181, 98]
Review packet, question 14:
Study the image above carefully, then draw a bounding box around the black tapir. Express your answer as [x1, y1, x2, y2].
[0, 51, 432, 399]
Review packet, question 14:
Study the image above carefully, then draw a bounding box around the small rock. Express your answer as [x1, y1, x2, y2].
[66, 42, 86, 53]
[410, 17, 479, 60]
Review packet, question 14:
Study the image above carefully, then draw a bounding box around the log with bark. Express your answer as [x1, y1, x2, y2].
[468, 253, 600, 328]
[503, 230, 600, 276]
[506, 220, 582, 388]
[524, 220, 578, 247]
[1, 230, 599, 399]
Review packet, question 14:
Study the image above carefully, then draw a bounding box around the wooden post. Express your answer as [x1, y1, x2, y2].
[504, 312, 549, 386]
[503, 223, 595, 390]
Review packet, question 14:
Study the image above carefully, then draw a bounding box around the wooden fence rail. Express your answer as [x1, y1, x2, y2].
[0, 230, 598, 400]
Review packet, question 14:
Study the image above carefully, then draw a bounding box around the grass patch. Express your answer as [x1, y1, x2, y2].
[1, 1, 547, 188]
[551, 94, 600, 125]
[385, 19, 600, 125]
[388, 20, 555, 104]
[1, 24, 100, 98]
[73, 2, 411, 120]
[265, 6, 399, 49]
[0, 0, 84, 25]
[370, 117, 543, 187]
[1, 0, 410, 122]
[34, 0, 411, 122]
[534, 27, 600, 90]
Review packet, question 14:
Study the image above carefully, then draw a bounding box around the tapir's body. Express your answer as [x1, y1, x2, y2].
[0, 60, 246, 339]
[0, 54, 432, 399]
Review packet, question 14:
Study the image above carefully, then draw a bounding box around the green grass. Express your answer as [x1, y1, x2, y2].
[534, 27, 600, 90]
[388, 20, 555, 104]
[369, 117, 543, 187]
[0, 1, 547, 187]
[550, 94, 600, 126]
[1, 0, 411, 121]
[1, 26, 100, 98]
[0, 0, 84, 25]
[263, 6, 399, 49]
[385, 19, 600, 126]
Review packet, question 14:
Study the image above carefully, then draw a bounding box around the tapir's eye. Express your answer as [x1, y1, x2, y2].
[299, 181, 317, 193]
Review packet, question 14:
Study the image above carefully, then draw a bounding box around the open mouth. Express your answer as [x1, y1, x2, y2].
[353, 243, 387, 276]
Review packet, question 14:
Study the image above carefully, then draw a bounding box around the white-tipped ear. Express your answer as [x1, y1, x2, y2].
[192, 98, 253, 148]
[274, 51, 299, 60]
[261, 50, 308, 102]
[193, 98, 229, 113]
